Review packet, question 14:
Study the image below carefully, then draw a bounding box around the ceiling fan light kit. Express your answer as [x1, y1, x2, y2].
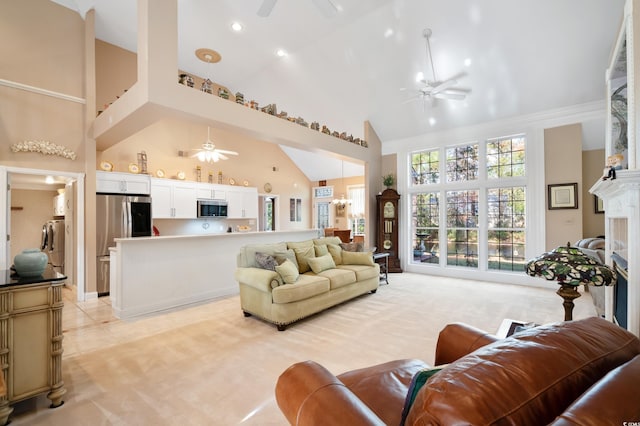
[404, 28, 470, 109]
[192, 127, 239, 164]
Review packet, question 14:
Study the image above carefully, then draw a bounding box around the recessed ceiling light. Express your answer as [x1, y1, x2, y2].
[231, 22, 243, 32]
[464, 58, 472, 67]
[45, 176, 55, 184]
[276, 49, 287, 57]
[415, 71, 424, 83]
[384, 28, 394, 38]
[428, 117, 437, 126]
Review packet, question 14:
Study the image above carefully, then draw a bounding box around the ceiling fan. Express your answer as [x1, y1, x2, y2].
[192, 127, 238, 163]
[257, 0, 338, 18]
[403, 28, 470, 108]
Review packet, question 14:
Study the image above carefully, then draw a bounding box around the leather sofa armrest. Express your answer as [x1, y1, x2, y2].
[234, 267, 280, 293]
[435, 323, 499, 365]
[275, 360, 386, 426]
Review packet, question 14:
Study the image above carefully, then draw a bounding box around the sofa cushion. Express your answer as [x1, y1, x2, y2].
[293, 246, 315, 273]
[342, 250, 375, 266]
[275, 259, 299, 284]
[337, 359, 429, 426]
[338, 264, 379, 281]
[307, 253, 336, 274]
[273, 249, 298, 268]
[313, 236, 342, 246]
[340, 242, 363, 252]
[314, 244, 329, 257]
[327, 244, 343, 265]
[405, 317, 640, 425]
[314, 268, 356, 290]
[255, 252, 278, 271]
[272, 275, 330, 304]
[240, 242, 288, 268]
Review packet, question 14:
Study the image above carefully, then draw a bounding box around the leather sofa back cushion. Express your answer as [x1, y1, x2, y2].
[406, 317, 640, 425]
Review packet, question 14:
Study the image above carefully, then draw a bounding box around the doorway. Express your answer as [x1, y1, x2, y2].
[315, 201, 331, 230]
[1, 166, 85, 301]
[259, 195, 278, 231]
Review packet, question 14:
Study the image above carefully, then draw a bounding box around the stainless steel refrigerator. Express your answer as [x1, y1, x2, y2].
[96, 194, 152, 296]
[41, 219, 65, 274]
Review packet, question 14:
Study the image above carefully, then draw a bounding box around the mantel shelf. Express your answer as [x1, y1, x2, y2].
[589, 169, 640, 200]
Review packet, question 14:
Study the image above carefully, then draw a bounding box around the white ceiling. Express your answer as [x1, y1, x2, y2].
[52, 0, 625, 181]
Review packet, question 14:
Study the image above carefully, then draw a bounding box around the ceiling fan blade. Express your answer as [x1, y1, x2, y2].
[401, 94, 422, 105]
[257, 0, 277, 17]
[430, 79, 457, 94]
[217, 153, 229, 161]
[215, 149, 238, 155]
[434, 92, 466, 100]
[311, 0, 338, 17]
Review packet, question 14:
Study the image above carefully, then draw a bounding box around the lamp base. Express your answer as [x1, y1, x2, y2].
[557, 284, 581, 321]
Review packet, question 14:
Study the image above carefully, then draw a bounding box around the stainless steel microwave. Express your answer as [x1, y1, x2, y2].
[197, 199, 228, 218]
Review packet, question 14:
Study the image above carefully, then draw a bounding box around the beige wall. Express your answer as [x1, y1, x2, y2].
[0, 0, 86, 171]
[544, 124, 583, 250]
[96, 39, 137, 114]
[582, 149, 606, 237]
[381, 154, 397, 189]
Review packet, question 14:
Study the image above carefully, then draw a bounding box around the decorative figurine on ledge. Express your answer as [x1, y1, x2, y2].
[311, 121, 320, 131]
[602, 153, 624, 180]
[235, 92, 244, 104]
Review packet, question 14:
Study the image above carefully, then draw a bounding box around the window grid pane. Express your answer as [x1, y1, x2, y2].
[446, 144, 478, 182]
[487, 186, 526, 271]
[486, 136, 526, 179]
[446, 190, 479, 268]
[412, 193, 440, 264]
[411, 150, 440, 185]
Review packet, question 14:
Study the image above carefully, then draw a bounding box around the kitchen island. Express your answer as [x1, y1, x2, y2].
[110, 229, 319, 319]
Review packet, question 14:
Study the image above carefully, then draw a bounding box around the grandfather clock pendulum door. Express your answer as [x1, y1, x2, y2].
[376, 188, 402, 272]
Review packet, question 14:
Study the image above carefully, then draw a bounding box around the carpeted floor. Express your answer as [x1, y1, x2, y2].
[10, 273, 596, 425]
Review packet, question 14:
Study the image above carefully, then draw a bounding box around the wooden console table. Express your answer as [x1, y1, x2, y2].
[0, 267, 67, 425]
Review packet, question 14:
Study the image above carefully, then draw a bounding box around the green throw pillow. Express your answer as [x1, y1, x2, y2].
[275, 259, 299, 284]
[327, 244, 343, 265]
[399, 366, 447, 425]
[342, 250, 374, 266]
[307, 253, 336, 274]
[293, 246, 315, 273]
[274, 249, 298, 269]
[314, 244, 329, 257]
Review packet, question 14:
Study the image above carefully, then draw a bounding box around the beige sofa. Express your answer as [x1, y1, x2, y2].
[235, 237, 380, 330]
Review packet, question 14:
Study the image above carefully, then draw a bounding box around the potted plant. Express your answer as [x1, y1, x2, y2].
[383, 173, 395, 188]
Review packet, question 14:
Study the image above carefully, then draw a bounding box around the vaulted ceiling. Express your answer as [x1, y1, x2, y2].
[52, 0, 625, 180]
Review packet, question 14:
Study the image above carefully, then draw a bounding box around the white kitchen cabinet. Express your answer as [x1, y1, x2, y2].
[151, 178, 196, 219]
[194, 182, 226, 200]
[96, 171, 151, 195]
[227, 186, 258, 218]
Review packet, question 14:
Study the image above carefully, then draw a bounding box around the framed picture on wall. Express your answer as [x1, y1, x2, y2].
[594, 194, 605, 214]
[548, 183, 578, 210]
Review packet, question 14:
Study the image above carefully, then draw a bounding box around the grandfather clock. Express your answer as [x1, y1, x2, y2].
[376, 188, 402, 272]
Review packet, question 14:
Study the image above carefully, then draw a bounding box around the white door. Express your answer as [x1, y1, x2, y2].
[316, 201, 331, 230]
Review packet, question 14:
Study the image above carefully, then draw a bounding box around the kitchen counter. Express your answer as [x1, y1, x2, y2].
[109, 229, 319, 319]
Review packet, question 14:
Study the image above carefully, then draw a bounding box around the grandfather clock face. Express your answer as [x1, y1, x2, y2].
[383, 201, 395, 218]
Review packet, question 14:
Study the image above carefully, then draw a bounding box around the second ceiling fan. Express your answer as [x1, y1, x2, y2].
[258, 0, 338, 18]
[404, 28, 470, 108]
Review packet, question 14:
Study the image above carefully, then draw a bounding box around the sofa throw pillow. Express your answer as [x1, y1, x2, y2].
[313, 236, 342, 247]
[340, 242, 363, 252]
[341, 250, 374, 266]
[293, 246, 315, 273]
[307, 253, 336, 274]
[327, 244, 343, 265]
[255, 252, 278, 271]
[399, 365, 448, 426]
[314, 245, 329, 257]
[274, 249, 298, 269]
[275, 259, 299, 284]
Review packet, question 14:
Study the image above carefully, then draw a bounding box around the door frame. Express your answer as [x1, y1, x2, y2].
[1, 166, 86, 301]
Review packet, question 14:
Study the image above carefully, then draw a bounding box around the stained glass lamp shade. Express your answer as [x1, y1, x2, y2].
[526, 244, 616, 321]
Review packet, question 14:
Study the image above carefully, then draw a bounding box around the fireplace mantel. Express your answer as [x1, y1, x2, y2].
[589, 170, 640, 336]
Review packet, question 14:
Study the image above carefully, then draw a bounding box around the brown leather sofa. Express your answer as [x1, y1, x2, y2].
[275, 317, 640, 425]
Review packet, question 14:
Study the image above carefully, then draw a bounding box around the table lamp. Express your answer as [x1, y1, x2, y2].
[526, 243, 616, 321]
